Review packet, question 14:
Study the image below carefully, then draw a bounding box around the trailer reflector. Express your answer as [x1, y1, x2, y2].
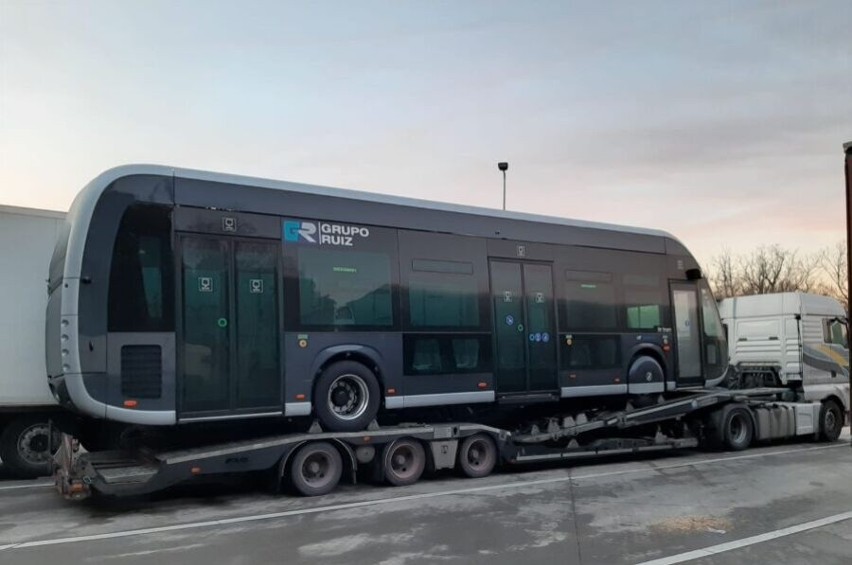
[191, 467, 201, 475]
[123, 400, 138, 408]
[295, 394, 306, 401]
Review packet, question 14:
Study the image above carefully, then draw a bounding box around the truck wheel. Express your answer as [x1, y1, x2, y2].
[818, 399, 843, 442]
[314, 361, 381, 432]
[0, 417, 59, 478]
[718, 405, 753, 451]
[458, 434, 497, 479]
[289, 442, 343, 497]
[383, 438, 425, 487]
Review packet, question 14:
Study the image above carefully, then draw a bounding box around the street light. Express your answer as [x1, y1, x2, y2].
[498, 162, 508, 210]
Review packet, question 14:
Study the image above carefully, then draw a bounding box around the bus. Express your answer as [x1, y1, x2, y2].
[46, 165, 729, 439]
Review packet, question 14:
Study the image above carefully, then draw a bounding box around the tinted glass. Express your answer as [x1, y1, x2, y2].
[403, 335, 491, 375]
[562, 280, 617, 330]
[672, 286, 702, 379]
[409, 277, 479, 328]
[108, 205, 174, 332]
[491, 261, 525, 392]
[562, 335, 620, 369]
[625, 288, 662, 330]
[298, 248, 392, 327]
[181, 237, 229, 412]
[524, 263, 557, 390]
[235, 241, 280, 408]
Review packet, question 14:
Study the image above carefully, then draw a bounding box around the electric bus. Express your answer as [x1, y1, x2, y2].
[46, 165, 728, 437]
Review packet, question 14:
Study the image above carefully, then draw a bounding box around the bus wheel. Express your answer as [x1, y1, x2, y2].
[315, 361, 380, 432]
[818, 399, 843, 442]
[290, 441, 343, 496]
[715, 405, 753, 451]
[457, 434, 497, 479]
[383, 438, 425, 487]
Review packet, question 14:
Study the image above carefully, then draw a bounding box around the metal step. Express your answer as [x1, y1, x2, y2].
[97, 464, 159, 485]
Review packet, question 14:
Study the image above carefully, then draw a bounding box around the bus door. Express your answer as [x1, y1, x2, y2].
[489, 260, 558, 394]
[178, 235, 281, 417]
[670, 282, 704, 387]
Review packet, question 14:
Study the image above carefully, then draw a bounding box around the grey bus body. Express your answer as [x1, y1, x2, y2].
[46, 165, 729, 435]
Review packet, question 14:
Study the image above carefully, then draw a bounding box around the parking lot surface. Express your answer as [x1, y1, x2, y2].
[1, 429, 850, 565]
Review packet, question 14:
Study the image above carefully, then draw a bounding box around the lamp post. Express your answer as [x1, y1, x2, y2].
[498, 162, 508, 210]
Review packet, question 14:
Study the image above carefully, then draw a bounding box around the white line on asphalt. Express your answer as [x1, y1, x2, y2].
[0, 482, 52, 492]
[0, 442, 846, 551]
[636, 510, 852, 565]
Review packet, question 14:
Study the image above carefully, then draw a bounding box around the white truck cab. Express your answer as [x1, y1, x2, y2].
[719, 292, 849, 419]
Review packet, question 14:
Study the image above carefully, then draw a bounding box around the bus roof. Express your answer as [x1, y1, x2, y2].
[91, 163, 675, 240]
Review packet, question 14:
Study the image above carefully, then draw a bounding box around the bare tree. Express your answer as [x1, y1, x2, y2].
[738, 245, 818, 295]
[708, 248, 740, 298]
[818, 241, 848, 311]
[707, 245, 820, 298]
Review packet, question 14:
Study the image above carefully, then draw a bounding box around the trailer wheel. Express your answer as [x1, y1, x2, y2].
[457, 434, 497, 479]
[715, 405, 753, 451]
[383, 438, 425, 487]
[289, 442, 343, 496]
[0, 416, 60, 478]
[314, 361, 381, 432]
[818, 399, 843, 442]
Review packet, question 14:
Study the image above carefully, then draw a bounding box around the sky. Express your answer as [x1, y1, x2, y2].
[1, 1, 850, 267]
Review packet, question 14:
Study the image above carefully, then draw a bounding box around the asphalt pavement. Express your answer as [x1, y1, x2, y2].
[0, 429, 850, 565]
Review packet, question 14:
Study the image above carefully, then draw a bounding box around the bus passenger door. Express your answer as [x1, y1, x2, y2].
[670, 282, 704, 387]
[490, 260, 558, 395]
[178, 235, 281, 417]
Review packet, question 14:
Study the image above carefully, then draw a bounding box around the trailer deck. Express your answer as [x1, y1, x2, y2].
[54, 387, 830, 500]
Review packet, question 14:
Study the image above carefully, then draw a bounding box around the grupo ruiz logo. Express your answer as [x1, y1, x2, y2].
[283, 220, 370, 247]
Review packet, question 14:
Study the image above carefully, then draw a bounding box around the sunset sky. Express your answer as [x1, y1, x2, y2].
[1, 1, 850, 267]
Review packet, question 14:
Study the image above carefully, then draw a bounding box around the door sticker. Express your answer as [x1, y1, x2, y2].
[505, 314, 515, 326]
[198, 277, 213, 293]
[249, 279, 263, 294]
[503, 291, 513, 303]
[534, 292, 544, 304]
[542, 332, 550, 343]
[222, 217, 237, 232]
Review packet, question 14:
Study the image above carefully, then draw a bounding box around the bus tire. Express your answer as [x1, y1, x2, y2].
[712, 405, 753, 451]
[383, 438, 426, 487]
[0, 416, 59, 478]
[289, 441, 343, 497]
[457, 433, 497, 479]
[818, 399, 843, 442]
[314, 361, 380, 432]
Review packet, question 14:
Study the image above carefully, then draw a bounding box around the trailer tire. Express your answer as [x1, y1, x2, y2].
[383, 438, 426, 487]
[289, 441, 343, 497]
[314, 361, 381, 432]
[457, 434, 497, 479]
[0, 416, 59, 478]
[712, 405, 753, 451]
[818, 399, 843, 442]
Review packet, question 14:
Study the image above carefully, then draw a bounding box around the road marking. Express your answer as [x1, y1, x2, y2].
[636, 510, 852, 565]
[0, 442, 846, 551]
[0, 481, 52, 492]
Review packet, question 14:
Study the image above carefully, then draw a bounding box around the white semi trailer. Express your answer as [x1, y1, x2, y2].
[719, 292, 850, 429]
[0, 205, 66, 476]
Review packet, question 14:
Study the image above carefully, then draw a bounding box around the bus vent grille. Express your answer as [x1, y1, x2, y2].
[121, 345, 162, 399]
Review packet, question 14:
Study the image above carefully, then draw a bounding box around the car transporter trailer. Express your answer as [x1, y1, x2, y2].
[54, 386, 843, 500]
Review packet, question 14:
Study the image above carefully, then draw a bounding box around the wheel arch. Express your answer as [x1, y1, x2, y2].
[310, 345, 388, 395]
